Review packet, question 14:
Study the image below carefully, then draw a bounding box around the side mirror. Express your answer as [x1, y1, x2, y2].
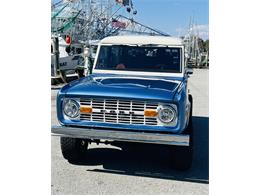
[186, 69, 193, 76]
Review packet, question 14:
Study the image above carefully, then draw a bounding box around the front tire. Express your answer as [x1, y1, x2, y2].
[170, 95, 193, 170]
[60, 137, 88, 162]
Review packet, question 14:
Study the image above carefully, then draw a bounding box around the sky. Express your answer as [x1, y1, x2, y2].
[52, 0, 209, 40]
[131, 0, 209, 40]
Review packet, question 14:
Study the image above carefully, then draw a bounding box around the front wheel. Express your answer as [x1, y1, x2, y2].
[170, 95, 193, 170]
[60, 137, 88, 162]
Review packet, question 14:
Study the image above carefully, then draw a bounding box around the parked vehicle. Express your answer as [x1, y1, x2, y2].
[52, 35, 194, 170]
[51, 36, 86, 83]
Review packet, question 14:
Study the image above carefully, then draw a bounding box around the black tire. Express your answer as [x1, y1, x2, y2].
[51, 78, 57, 85]
[60, 137, 88, 162]
[51, 77, 63, 85]
[77, 69, 85, 78]
[170, 95, 193, 170]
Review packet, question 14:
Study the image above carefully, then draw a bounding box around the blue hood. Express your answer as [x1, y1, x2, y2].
[61, 74, 183, 102]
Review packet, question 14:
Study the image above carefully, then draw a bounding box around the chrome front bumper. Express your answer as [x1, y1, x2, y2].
[51, 125, 190, 146]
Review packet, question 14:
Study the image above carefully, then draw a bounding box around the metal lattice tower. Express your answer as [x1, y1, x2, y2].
[52, 0, 116, 41]
[51, 0, 169, 43]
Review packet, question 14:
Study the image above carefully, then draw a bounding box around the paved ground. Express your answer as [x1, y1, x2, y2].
[51, 69, 209, 195]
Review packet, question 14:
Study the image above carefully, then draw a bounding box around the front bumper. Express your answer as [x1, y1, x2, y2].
[51, 125, 190, 146]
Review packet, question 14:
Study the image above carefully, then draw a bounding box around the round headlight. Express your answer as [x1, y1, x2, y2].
[63, 99, 80, 118]
[158, 105, 177, 123]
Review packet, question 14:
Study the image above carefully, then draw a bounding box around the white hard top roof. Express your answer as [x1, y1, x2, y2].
[100, 35, 183, 46]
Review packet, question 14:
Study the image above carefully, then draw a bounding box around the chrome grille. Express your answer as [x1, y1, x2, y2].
[80, 98, 158, 126]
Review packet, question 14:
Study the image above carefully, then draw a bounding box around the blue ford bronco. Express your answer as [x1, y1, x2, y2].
[52, 35, 194, 170]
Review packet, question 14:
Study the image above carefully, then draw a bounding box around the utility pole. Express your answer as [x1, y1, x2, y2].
[52, 36, 61, 78]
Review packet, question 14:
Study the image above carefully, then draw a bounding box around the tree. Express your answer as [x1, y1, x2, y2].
[204, 40, 209, 53]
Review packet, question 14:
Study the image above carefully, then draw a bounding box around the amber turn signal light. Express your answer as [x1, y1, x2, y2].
[144, 109, 157, 117]
[80, 106, 92, 113]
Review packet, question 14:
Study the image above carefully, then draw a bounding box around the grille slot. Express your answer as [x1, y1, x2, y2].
[79, 98, 158, 126]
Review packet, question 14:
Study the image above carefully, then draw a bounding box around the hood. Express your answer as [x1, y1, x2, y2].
[62, 74, 182, 102]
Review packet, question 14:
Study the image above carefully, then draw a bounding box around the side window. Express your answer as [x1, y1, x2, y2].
[72, 56, 80, 60]
[76, 47, 82, 54]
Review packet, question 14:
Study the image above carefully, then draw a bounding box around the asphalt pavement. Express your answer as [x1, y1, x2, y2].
[51, 69, 209, 195]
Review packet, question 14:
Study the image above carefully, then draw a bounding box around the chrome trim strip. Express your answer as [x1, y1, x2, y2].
[51, 125, 189, 146]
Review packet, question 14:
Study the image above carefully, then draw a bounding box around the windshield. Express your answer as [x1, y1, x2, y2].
[95, 45, 182, 73]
